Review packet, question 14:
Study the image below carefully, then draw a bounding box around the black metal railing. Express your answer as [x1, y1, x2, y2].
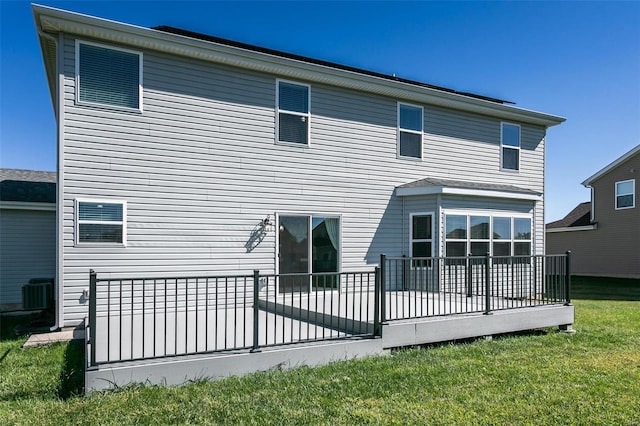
[87, 252, 570, 366]
[380, 252, 571, 321]
[88, 269, 379, 366]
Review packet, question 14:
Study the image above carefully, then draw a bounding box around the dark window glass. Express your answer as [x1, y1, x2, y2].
[492, 217, 511, 239]
[412, 215, 432, 240]
[446, 215, 467, 239]
[399, 132, 421, 158]
[514, 218, 531, 240]
[446, 242, 467, 257]
[502, 147, 519, 170]
[278, 113, 308, 144]
[470, 216, 490, 239]
[79, 43, 139, 109]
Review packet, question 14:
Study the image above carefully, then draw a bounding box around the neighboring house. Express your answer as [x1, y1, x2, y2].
[33, 4, 565, 330]
[0, 169, 56, 311]
[547, 145, 640, 278]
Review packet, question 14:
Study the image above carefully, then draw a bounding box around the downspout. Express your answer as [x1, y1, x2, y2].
[39, 29, 63, 332]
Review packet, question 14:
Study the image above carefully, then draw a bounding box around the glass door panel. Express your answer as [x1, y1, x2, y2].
[278, 216, 309, 293]
[312, 217, 339, 290]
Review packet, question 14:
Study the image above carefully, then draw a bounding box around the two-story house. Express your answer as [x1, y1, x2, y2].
[547, 145, 640, 278]
[33, 4, 565, 330]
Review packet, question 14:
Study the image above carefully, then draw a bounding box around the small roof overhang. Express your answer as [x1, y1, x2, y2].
[396, 177, 541, 201]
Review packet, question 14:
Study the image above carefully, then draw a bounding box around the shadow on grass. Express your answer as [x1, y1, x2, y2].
[56, 339, 85, 399]
[571, 276, 640, 301]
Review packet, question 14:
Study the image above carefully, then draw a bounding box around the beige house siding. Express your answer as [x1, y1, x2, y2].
[547, 150, 640, 278]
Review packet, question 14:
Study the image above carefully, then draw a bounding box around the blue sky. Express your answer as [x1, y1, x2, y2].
[1, 1, 639, 221]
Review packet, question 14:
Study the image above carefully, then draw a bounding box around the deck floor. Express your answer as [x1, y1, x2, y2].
[91, 290, 543, 364]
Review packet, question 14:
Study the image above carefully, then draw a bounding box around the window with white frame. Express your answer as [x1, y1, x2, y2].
[398, 103, 423, 159]
[277, 81, 310, 145]
[410, 214, 433, 266]
[501, 123, 520, 171]
[278, 214, 340, 292]
[615, 179, 635, 209]
[76, 41, 142, 110]
[444, 213, 531, 257]
[76, 200, 126, 245]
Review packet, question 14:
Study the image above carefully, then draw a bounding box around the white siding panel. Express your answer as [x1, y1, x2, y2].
[60, 36, 547, 325]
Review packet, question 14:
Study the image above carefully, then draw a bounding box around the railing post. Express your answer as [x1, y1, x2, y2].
[89, 269, 97, 367]
[374, 267, 381, 337]
[251, 270, 261, 352]
[484, 253, 492, 315]
[564, 251, 572, 306]
[380, 254, 386, 324]
[466, 253, 472, 297]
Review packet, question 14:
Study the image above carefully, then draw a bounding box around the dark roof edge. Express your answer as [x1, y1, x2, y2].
[152, 25, 513, 106]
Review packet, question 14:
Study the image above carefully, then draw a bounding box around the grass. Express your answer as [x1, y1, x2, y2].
[1, 276, 639, 425]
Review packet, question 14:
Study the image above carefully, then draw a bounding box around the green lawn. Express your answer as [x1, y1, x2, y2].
[1, 277, 639, 425]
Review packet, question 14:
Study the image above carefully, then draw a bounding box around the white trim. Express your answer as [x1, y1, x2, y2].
[546, 224, 597, 233]
[395, 185, 541, 201]
[275, 79, 311, 147]
[409, 212, 434, 257]
[75, 39, 143, 113]
[74, 198, 127, 247]
[33, 4, 565, 128]
[0, 201, 55, 211]
[582, 145, 640, 186]
[500, 122, 521, 172]
[615, 179, 635, 210]
[56, 31, 64, 328]
[397, 102, 424, 160]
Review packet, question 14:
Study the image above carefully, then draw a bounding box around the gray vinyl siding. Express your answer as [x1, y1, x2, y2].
[0, 209, 56, 310]
[59, 35, 547, 325]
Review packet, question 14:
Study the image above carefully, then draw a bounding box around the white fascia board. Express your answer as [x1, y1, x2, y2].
[545, 224, 597, 233]
[0, 201, 56, 211]
[33, 4, 566, 128]
[395, 186, 541, 201]
[581, 144, 640, 187]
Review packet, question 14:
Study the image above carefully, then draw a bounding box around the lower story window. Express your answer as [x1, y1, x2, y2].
[278, 214, 340, 293]
[76, 199, 126, 245]
[444, 213, 531, 257]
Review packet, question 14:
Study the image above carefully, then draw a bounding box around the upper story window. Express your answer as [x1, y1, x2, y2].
[76, 41, 142, 111]
[615, 179, 635, 209]
[501, 123, 520, 171]
[277, 80, 310, 145]
[76, 199, 127, 246]
[398, 103, 423, 159]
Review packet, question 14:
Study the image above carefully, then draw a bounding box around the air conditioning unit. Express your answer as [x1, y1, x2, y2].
[22, 278, 53, 310]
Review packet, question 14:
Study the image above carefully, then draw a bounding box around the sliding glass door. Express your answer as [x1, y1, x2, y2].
[278, 215, 340, 293]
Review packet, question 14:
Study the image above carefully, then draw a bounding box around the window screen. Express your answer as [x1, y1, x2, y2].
[78, 43, 141, 109]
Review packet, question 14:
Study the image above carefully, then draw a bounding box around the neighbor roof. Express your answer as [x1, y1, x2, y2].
[582, 144, 640, 187]
[33, 4, 566, 128]
[546, 202, 592, 229]
[0, 169, 56, 203]
[396, 177, 541, 201]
